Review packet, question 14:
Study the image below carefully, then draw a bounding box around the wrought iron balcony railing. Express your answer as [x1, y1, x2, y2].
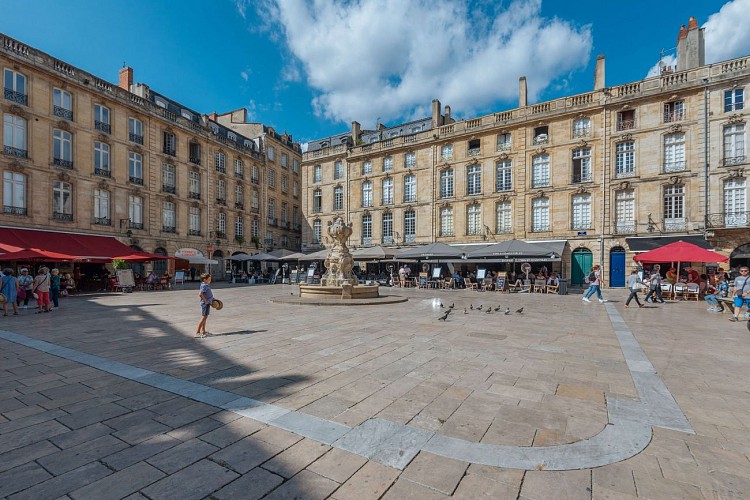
[94, 121, 111, 134]
[3, 145, 27, 158]
[94, 167, 111, 177]
[571, 173, 592, 183]
[706, 211, 750, 229]
[162, 226, 176, 233]
[129, 133, 143, 144]
[571, 222, 593, 230]
[573, 128, 591, 138]
[129, 222, 144, 230]
[94, 217, 110, 225]
[268, 218, 278, 227]
[129, 176, 144, 185]
[53, 158, 73, 169]
[53, 106, 73, 121]
[663, 111, 684, 123]
[234, 171, 244, 179]
[361, 237, 372, 246]
[721, 155, 746, 167]
[616, 119, 635, 131]
[663, 161, 686, 173]
[613, 222, 637, 234]
[234, 202, 244, 210]
[189, 155, 201, 165]
[216, 198, 226, 205]
[188, 191, 201, 200]
[663, 218, 686, 232]
[162, 184, 176, 194]
[188, 229, 201, 236]
[163, 148, 176, 156]
[4, 88, 27, 105]
[3, 205, 27, 216]
[53, 212, 73, 221]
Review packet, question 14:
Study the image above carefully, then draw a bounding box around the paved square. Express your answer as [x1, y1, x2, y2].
[1, 283, 750, 498]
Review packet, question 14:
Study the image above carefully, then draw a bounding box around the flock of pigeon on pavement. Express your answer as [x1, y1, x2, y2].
[437, 302, 523, 321]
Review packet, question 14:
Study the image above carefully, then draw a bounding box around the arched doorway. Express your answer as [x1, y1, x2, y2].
[609, 247, 626, 287]
[571, 248, 593, 286]
[231, 251, 248, 276]
[730, 242, 750, 271]
[153, 247, 168, 276]
[213, 250, 224, 280]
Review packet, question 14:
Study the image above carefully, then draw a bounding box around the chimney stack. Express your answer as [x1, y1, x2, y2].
[118, 67, 133, 91]
[519, 77, 527, 107]
[444, 105, 452, 124]
[676, 16, 705, 70]
[351, 121, 361, 142]
[594, 55, 605, 90]
[432, 99, 442, 128]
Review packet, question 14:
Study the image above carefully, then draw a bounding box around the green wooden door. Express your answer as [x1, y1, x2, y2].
[571, 249, 593, 286]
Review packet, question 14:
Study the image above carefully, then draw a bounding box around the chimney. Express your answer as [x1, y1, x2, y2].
[432, 99, 442, 128]
[118, 67, 133, 91]
[676, 16, 705, 70]
[519, 77, 527, 107]
[444, 105, 452, 124]
[594, 55, 605, 90]
[351, 121, 361, 142]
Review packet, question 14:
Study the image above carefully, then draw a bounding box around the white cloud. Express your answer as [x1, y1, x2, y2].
[704, 0, 750, 63]
[253, 0, 591, 130]
[646, 54, 677, 78]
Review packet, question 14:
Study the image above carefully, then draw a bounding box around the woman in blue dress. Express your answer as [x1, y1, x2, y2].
[1, 268, 19, 316]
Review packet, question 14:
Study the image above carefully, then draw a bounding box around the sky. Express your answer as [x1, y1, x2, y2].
[3, 0, 749, 146]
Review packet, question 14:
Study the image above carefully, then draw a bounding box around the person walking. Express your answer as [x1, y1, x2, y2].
[582, 264, 607, 303]
[33, 267, 51, 313]
[196, 273, 213, 337]
[50, 268, 61, 309]
[624, 269, 645, 308]
[644, 266, 666, 303]
[729, 266, 750, 322]
[16, 268, 33, 309]
[1, 268, 19, 316]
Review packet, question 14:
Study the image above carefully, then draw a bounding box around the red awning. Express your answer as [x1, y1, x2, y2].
[0, 226, 137, 262]
[0, 248, 79, 262]
[633, 240, 729, 264]
[116, 252, 172, 263]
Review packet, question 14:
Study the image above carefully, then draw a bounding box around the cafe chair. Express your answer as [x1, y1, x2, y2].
[684, 283, 700, 301]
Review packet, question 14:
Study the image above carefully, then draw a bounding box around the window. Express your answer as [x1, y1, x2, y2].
[467, 139, 480, 157]
[440, 144, 453, 161]
[189, 207, 201, 234]
[615, 141, 635, 178]
[94, 104, 110, 133]
[405, 152, 416, 169]
[404, 210, 416, 243]
[383, 156, 393, 172]
[496, 133, 511, 151]
[93, 189, 110, 225]
[664, 100, 685, 122]
[163, 131, 176, 156]
[293, 206, 300, 226]
[189, 142, 201, 164]
[52, 181, 72, 219]
[663, 184, 685, 231]
[162, 201, 176, 231]
[663, 133, 686, 172]
[216, 179, 227, 202]
[466, 164, 482, 195]
[267, 146, 275, 161]
[128, 195, 143, 227]
[252, 190, 259, 210]
[573, 117, 591, 138]
[217, 212, 226, 235]
[292, 158, 299, 173]
[215, 151, 226, 173]
[723, 178, 747, 227]
[281, 153, 288, 169]
[294, 180, 300, 197]
[382, 177, 394, 204]
[531, 197, 550, 232]
[334, 160, 343, 179]
[128, 152, 143, 184]
[723, 124, 746, 166]
[268, 169, 276, 188]
[94, 142, 110, 176]
[3, 171, 25, 215]
[333, 186, 343, 210]
[234, 158, 244, 178]
[440, 207, 453, 236]
[572, 148, 592, 183]
[382, 213, 393, 243]
[572, 193, 592, 229]
[615, 189, 636, 234]
[533, 126, 549, 144]
[53, 88, 73, 120]
[3, 69, 27, 105]
[495, 160, 512, 192]
[281, 202, 288, 224]
[496, 201, 512, 234]
[252, 165, 260, 183]
[313, 165, 322, 183]
[235, 216, 244, 237]
[531, 154, 550, 188]
[616, 109, 635, 130]
[189, 171, 201, 197]
[313, 220, 322, 244]
[3, 114, 27, 157]
[362, 160, 372, 175]
[362, 214, 372, 243]
[313, 189, 322, 213]
[129, 117, 143, 144]
[281, 174, 288, 193]
[467, 204, 482, 235]
[251, 218, 259, 238]
[440, 169, 454, 198]
[362, 181, 372, 207]
[403, 174, 416, 202]
[53, 129, 73, 168]
[725, 88, 744, 112]
[234, 184, 244, 207]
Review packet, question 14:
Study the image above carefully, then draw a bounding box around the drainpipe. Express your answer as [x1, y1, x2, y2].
[703, 79, 710, 237]
[600, 89, 610, 275]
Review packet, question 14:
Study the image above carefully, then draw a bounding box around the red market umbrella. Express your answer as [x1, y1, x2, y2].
[633, 240, 728, 264]
[0, 248, 79, 262]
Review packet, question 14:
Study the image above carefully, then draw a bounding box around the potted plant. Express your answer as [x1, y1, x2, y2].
[235, 235, 245, 245]
[251, 236, 259, 249]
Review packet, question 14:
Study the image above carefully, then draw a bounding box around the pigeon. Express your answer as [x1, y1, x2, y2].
[477, 305, 483, 311]
[438, 311, 450, 321]
[470, 304, 474, 310]
[494, 306, 501, 312]
[449, 303, 455, 309]
[464, 307, 468, 314]
[504, 307, 511, 315]
[485, 308, 492, 314]
[515, 307, 524, 314]
[440, 302, 445, 308]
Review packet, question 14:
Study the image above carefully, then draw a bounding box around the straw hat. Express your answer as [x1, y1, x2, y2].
[0, 293, 6, 304]
[211, 298, 223, 310]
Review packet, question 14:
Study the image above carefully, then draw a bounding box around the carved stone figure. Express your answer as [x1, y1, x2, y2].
[321, 216, 357, 286]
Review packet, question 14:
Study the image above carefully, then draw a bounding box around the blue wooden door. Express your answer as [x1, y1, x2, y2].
[609, 248, 626, 287]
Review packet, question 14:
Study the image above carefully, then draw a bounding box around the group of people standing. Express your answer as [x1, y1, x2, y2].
[0, 267, 62, 316]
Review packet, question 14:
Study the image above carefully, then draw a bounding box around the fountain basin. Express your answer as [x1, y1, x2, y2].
[270, 284, 408, 306]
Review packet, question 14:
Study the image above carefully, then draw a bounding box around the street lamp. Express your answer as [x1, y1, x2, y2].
[206, 242, 214, 276]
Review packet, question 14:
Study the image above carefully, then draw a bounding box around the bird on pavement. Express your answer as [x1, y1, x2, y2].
[449, 303, 455, 309]
[477, 305, 483, 311]
[485, 308, 492, 314]
[464, 307, 468, 314]
[515, 307, 524, 314]
[504, 307, 511, 315]
[470, 304, 474, 310]
[438, 311, 450, 321]
[440, 302, 445, 308]
[494, 306, 501, 312]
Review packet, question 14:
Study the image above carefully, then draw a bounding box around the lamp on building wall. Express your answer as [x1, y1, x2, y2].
[646, 213, 657, 233]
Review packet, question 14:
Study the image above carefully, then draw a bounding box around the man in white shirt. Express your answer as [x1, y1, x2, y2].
[729, 266, 750, 322]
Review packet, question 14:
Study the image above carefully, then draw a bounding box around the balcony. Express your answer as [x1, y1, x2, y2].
[706, 211, 750, 229]
[3, 145, 28, 158]
[531, 224, 550, 232]
[571, 222, 593, 230]
[94, 167, 111, 178]
[129, 176, 144, 185]
[163, 148, 176, 157]
[251, 206, 260, 214]
[189, 155, 201, 165]
[162, 184, 176, 194]
[129, 133, 143, 145]
[573, 128, 591, 138]
[663, 111, 684, 123]
[361, 237, 372, 246]
[614, 222, 637, 234]
[94, 120, 111, 134]
[663, 218, 686, 232]
[216, 198, 226, 206]
[467, 147, 481, 157]
[3, 205, 27, 216]
[404, 234, 416, 244]
[94, 217, 110, 226]
[268, 218, 278, 227]
[4, 88, 27, 105]
[533, 134, 549, 145]
[616, 119, 636, 131]
[53, 158, 74, 169]
[663, 161, 686, 173]
[53, 106, 73, 121]
[614, 169, 636, 179]
[721, 155, 746, 167]
[251, 176, 260, 184]
[188, 229, 202, 236]
[531, 180, 550, 189]
[53, 212, 73, 221]
[188, 191, 201, 200]
[496, 143, 511, 152]
[129, 222, 144, 230]
[234, 171, 244, 179]
[571, 173, 592, 183]
[235, 202, 244, 210]
[216, 165, 226, 174]
[162, 226, 176, 233]
[383, 236, 394, 245]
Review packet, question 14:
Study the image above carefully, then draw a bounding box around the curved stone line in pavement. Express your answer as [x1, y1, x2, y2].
[0, 308, 691, 471]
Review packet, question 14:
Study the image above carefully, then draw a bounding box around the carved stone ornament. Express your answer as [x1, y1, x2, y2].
[57, 171, 70, 182]
[382, 207, 392, 215]
[499, 194, 511, 202]
[191, 201, 200, 208]
[7, 160, 23, 172]
[574, 185, 588, 194]
[362, 209, 370, 216]
[669, 124, 682, 133]
[578, 139, 588, 148]
[534, 190, 545, 199]
[439, 201, 451, 209]
[132, 145, 142, 154]
[468, 158, 479, 166]
[362, 176, 369, 182]
[98, 133, 109, 143]
[498, 152, 509, 160]
[97, 179, 109, 190]
[619, 181, 631, 190]
[8, 104, 26, 117]
[620, 133, 633, 141]
[728, 168, 744, 178]
[165, 195, 174, 203]
[536, 146, 546, 155]
[403, 204, 414, 212]
[163, 156, 174, 166]
[56, 120, 71, 131]
[132, 187, 141, 196]
[668, 175, 681, 185]
[727, 114, 745, 125]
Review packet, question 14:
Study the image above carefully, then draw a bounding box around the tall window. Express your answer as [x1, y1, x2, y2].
[268, 169, 276, 188]
[162, 164, 176, 192]
[94, 104, 110, 133]
[189, 171, 201, 197]
[496, 201, 512, 234]
[572, 148, 592, 182]
[495, 160, 512, 192]
[281, 153, 288, 169]
[441, 144, 453, 161]
[215, 151, 226, 173]
[362, 181, 372, 207]
[293, 206, 300, 225]
[252, 165, 260, 183]
[404, 210, 416, 242]
[573, 117, 591, 138]
[313, 165, 322, 183]
[571, 193, 592, 229]
[724, 178, 747, 227]
[334, 160, 343, 179]
[531, 154, 550, 188]
[93, 189, 110, 225]
[234, 184, 244, 207]
[383, 156, 393, 172]
[403, 174, 416, 202]
[466, 204, 482, 235]
[234, 158, 244, 178]
[615, 189, 636, 234]
[3, 114, 27, 157]
[52, 181, 72, 218]
[382, 177, 394, 204]
[362, 160, 372, 175]
[3, 171, 25, 214]
[251, 218, 259, 238]
[723, 124, 746, 166]
[496, 133, 511, 151]
[333, 186, 343, 210]
[467, 165, 482, 195]
[615, 141, 635, 178]
[405, 152, 416, 169]
[362, 214, 372, 243]
[128, 117, 143, 144]
[268, 198, 276, 221]
[382, 213, 393, 243]
[128, 195, 143, 227]
[725, 88, 744, 112]
[53, 129, 73, 167]
[235, 216, 244, 237]
[162, 201, 176, 231]
[189, 207, 201, 234]
[216, 179, 227, 202]
[312, 220, 321, 243]
[163, 131, 176, 156]
[267, 146, 275, 161]
[281, 174, 288, 193]
[663, 133, 686, 172]
[663, 184, 685, 231]
[217, 212, 226, 235]
[94, 142, 110, 176]
[664, 100, 685, 122]
[281, 202, 288, 224]
[313, 189, 322, 212]
[53, 88, 73, 120]
[128, 152, 143, 184]
[440, 169, 454, 198]
[4, 69, 27, 105]
[440, 207, 453, 236]
[252, 190, 259, 210]
[531, 197, 550, 232]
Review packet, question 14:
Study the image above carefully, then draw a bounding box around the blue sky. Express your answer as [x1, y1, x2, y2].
[2, 0, 747, 145]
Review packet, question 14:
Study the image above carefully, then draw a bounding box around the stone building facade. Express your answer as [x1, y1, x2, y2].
[0, 33, 302, 277]
[302, 18, 750, 285]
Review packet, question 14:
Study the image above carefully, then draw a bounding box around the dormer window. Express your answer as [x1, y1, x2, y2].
[533, 126, 549, 145]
